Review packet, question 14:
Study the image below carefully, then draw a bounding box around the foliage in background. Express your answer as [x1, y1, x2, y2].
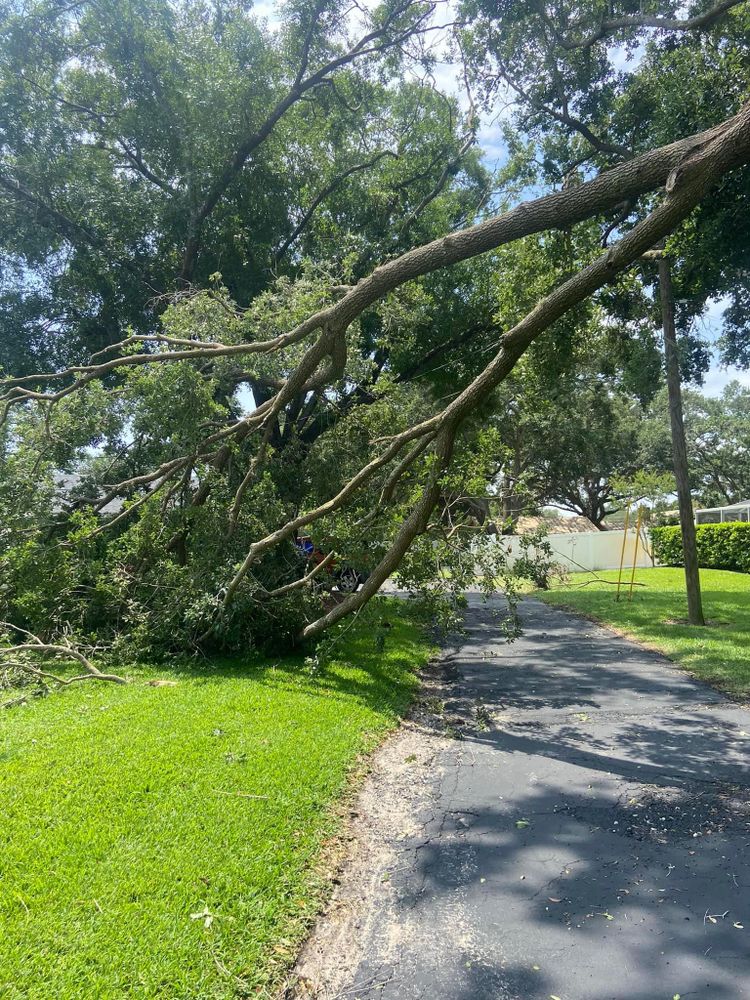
[640, 382, 750, 507]
[0, 0, 487, 373]
[652, 521, 750, 575]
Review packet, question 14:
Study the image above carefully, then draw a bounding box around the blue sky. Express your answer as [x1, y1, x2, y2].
[692, 298, 750, 397]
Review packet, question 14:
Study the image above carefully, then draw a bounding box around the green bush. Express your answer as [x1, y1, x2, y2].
[651, 521, 750, 573]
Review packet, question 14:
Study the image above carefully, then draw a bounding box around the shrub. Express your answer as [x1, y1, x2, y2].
[651, 521, 750, 573]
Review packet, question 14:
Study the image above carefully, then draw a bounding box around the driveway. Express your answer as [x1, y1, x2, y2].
[296, 595, 750, 1000]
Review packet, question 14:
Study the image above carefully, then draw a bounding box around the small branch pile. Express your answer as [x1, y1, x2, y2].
[0, 621, 126, 706]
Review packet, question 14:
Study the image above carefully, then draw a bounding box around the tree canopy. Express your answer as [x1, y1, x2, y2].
[641, 381, 750, 508]
[1, 0, 485, 371]
[1, 0, 749, 656]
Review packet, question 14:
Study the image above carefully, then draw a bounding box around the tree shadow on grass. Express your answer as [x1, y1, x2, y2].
[138, 611, 426, 715]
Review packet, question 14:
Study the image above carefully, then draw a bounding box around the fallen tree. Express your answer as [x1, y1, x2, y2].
[0, 621, 126, 707]
[2, 1, 749, 655]
[3, 99, 750, 647]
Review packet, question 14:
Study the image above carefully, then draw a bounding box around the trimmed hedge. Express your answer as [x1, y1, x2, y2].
[651, 521, 750, 573]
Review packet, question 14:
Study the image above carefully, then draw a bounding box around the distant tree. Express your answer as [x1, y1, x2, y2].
[499, 379, 645, 530]
[640, 382, 750, 507]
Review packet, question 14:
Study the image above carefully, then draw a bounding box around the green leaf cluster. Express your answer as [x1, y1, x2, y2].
[652, 522, 750, 574]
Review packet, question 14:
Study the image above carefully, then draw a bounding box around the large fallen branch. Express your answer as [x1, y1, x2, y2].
[298, 100, 750, 639]
[4, 100, 750, 645]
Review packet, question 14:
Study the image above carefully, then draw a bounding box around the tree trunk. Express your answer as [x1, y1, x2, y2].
[502, 448, 525, 532]
[658, 257, 705, 625]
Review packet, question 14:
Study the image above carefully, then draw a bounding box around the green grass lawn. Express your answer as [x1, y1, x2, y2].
[0, 605, 431, 999]
[538, 567, 750, 699]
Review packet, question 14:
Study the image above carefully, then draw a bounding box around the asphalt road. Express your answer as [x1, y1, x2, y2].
[343, 596, 750, 1000]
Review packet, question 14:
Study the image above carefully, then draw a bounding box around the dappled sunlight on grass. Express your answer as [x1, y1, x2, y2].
[539, 568, 750, 698]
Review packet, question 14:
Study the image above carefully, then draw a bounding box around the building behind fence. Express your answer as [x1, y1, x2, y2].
[503, 502, 750, 573]
[694, 500, 750, 524]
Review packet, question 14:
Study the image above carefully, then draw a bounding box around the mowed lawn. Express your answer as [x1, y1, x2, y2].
[538, 567, 750, 699]
[0, 607, 431, 999]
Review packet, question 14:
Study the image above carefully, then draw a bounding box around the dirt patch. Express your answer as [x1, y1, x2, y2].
[281, 658, 454, 999]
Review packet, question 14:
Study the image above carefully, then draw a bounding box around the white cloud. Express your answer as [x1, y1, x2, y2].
[252, 0, 281, 30]
[477, 119, 508, 169]
[701, 365, 750, 398]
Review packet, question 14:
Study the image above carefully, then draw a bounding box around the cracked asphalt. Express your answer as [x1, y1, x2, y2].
[339, 596, 750, 1000]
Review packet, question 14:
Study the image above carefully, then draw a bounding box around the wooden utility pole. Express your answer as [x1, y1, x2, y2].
[658, 256, 705, 626]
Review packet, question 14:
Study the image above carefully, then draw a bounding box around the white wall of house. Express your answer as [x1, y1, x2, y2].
[502, 528, 654, 573]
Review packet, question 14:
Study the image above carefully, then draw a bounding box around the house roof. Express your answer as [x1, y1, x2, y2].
[515, 514, 600, 535]
[695, 500, 750, 514]
[54, 472, 123, 516]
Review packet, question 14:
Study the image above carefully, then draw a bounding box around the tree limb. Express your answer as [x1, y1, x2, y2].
[0, 624, 127, 686]
[556, 0, 745, 51]
[264, 551, 336, 597]
[5, 111, 739, 421]
[300, 98, 750, 637]
[498, 63, 631, 160]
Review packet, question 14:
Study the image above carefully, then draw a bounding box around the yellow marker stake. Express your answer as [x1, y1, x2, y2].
[628, 506, 644, 601]
[616, 505, 630, 601]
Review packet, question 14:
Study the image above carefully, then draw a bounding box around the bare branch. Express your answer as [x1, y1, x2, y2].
[0, 171, 161, 294]
[355, 432, 438, 529]
[114, 139, 176, 194]
[210, 414, 440, 622]
[301, 423, 458, 640]
[272, 150, 398, 264]
[265, 551, 336, 597]
[2, 660, 124, 688]
[293, 0, 328, 88]
[498, 63, 631, 159]
[0, 625, 127, 686]
[227, 426, 273, 533]
[398, 130, 477, 237]
[556, 0, 745, 50]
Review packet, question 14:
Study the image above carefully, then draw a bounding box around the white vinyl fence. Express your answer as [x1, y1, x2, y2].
[502, 528, 654, 573]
